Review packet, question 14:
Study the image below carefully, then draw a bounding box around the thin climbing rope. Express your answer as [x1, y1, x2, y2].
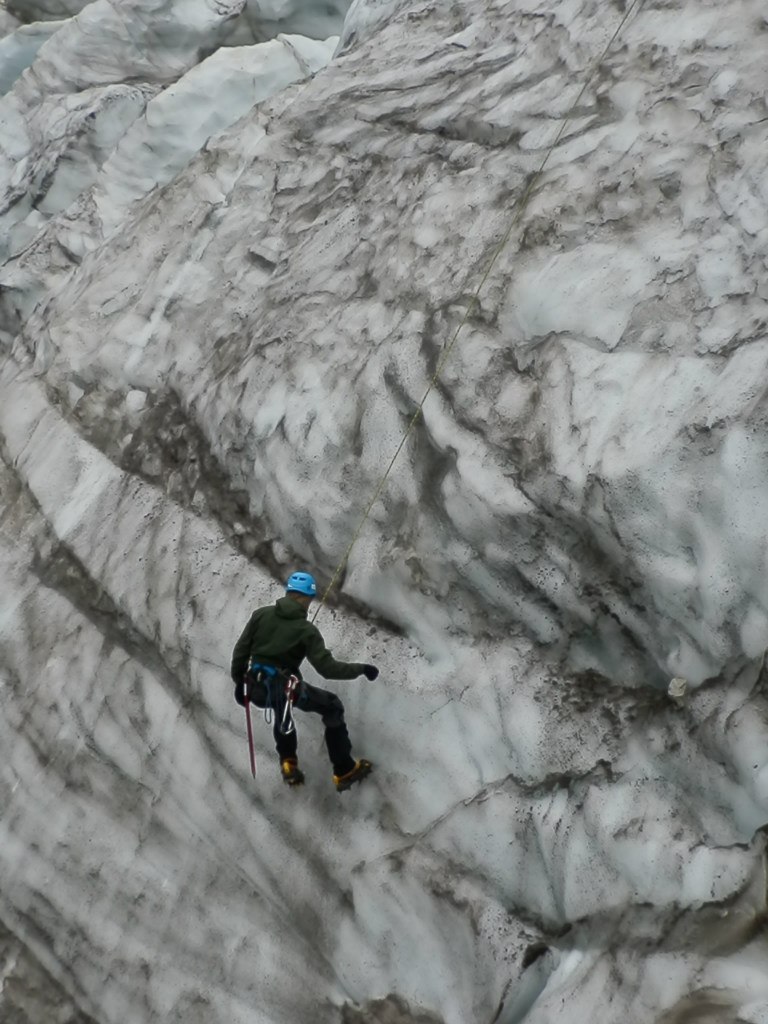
[312, 0, 645, 623]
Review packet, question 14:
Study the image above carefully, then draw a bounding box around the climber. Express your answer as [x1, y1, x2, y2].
[231, 571, 379, 791]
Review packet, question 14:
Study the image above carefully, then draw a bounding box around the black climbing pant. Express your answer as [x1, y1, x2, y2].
[235, 672, 355, 776]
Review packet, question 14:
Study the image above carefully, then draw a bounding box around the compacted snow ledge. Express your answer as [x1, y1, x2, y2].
[2, 0, 768, 1022]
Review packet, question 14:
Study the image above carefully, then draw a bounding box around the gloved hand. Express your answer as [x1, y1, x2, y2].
[362, 664, 379, 681]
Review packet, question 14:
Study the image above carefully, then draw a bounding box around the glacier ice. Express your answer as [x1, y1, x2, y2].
[0, 16, 63, 93]
[2, 0, 768, 1022]
[223, 0, 352, 47]
[336, 0, 414, 54]
[4, 0, 351, 40]
[5, 0, 89, 20]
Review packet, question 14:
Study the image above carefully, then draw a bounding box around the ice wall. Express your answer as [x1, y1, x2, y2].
[2, 0, 768, 1022]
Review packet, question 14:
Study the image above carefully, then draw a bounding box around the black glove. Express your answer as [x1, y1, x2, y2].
[362, 664, 379, 680]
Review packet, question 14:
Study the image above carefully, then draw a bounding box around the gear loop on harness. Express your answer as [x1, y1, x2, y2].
[280, 674, 300, 736]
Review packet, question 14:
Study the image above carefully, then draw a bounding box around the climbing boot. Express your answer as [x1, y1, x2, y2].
[280, 758, 305, 786]
[333, 759, 373, 792]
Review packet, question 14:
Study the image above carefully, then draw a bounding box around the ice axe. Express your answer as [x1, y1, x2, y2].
[243, 677, 257, 778]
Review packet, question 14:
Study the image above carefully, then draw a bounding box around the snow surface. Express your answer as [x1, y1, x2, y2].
[2, 0, 768, 1022]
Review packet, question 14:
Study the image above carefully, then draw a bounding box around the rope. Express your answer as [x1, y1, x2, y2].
[312, 0, 644, 623]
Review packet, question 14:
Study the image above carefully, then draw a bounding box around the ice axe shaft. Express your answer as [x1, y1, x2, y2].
[243, 682, 256, 778]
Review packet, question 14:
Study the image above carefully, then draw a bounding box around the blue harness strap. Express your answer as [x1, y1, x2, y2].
[248, 662, 278, 721]
[249, 662, 279, 682]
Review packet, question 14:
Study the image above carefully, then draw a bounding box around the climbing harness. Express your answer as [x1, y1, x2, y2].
[311, 0, 645, 625]
[242, 663, 302, 777]
[251, 663, 301, 734]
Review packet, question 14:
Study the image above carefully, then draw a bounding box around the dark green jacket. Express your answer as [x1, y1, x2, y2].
[231, 596, 365, 682]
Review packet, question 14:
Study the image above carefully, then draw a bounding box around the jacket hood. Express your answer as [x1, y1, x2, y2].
[275, 596, 308, 620]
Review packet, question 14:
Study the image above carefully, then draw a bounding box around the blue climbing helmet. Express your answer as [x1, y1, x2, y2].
[285, 571, 317, 597]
